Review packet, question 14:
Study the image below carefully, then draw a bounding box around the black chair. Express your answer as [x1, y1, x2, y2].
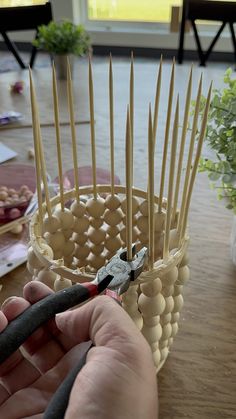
[178, 0, 236, 66]
[0, 2, 52, 69]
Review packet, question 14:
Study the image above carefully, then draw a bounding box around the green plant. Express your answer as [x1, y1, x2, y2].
[33, 20, 90, 56]
[196, 68, 236, 214]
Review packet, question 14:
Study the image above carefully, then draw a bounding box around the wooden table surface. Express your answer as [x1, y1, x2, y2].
[0, 57, 235, 419]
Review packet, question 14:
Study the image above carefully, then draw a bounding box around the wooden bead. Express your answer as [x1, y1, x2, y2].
[163, 296, 174, 314]
[139, 200, 149, 216]
[73, 217, 90, 233]
[154, 212, 165, 232]
[174, 284, 183, 296]
[72, 232, 88, 245]
[70, 200, 86, 217]
[44, 231, 65, 251]
[86, 197, 105, 218]
[43, 215, 61, 233]
[173, 295, 184, 312]
[120, 226, 139, 243]
[106, 225, 120, 236]
[172, 312, 180, 322]
[121, 196, 140, 215]
[138, 293, 166, 316]
[161, 323, 172, 340]
[64, 255, 74, 267]
[138, 231, 149, 245]
[53, 249, 64, 260]
[152, 349, 161, 367]
[141, 278, 162, 297]
[105, 194, 121, 210]
[88, 227, 106, 245]
[53, 208, 74, 230]
[105, 235, 122, 252]
[161, 267, 178, 286]
[26, 262, 35, 275]
[89, 253, 106, 270]
[160, 347, 169, 361]
[75, 244, 90, 259]
[171, 322, 179, 337]
[54, 277, 72, 291]
[169, 229, 180, 250]
[90, 243, 104, 255]
[161, 285, 174, 297]
[177, 265, 190, 285]
[63, 229, 73, 240]
[36, 269, 58, 289]
[28, 247, 43, 269]
[63, 240, 75, 257]
[11, 223, 23, 234]
[142, 323, 162, 343]
[90, 217, 103, 229]
[159, 339, 169, 349]
[168, 337, 174, 347]
[40, 242, 54, 259]
[143, 315, 160, 326]
[160, 313, 172, 324]
[137, 215, 149, 233]
[103, 208, 123, 226]
[180, 253, 189, 267]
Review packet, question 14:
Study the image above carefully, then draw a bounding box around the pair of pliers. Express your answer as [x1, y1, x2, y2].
[0, 245, 147, 419]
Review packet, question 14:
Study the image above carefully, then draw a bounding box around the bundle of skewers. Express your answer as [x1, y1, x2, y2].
[26, 56, 211, 371]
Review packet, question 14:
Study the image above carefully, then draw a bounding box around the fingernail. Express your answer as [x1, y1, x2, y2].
[1, 296, 17, 309]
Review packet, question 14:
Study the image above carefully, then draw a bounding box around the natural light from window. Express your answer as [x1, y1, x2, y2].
[0, 0, 46, 7]
[87, 0, 181, 22]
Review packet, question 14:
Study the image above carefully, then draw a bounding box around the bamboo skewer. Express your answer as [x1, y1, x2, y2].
[172, 66, 193, 219]
[148, 104, 155, 269]
[177, 75, 202, 235]
[180, 83, 212, 241]
[109, 54, 115, 196]
[29, 69, 43, 228]
[125, 106, 133, 261]
[158, 58, 175, 213]
[153, 55, 162, 147]
[52, 63, 65, 211]
[163, 96, 179, 262]
[67, 59, 80, 200]
[89, 55, 97, 199]
[130, 51, 134, 150]
[37, 123, 52, 218]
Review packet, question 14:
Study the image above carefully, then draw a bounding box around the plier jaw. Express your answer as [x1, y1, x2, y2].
[95, 244, 148, 296]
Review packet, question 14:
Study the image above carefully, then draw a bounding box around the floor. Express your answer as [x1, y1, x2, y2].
[0, 52, 236, 418]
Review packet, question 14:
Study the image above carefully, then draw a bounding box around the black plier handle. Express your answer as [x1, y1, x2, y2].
[0, 245, 147, 365]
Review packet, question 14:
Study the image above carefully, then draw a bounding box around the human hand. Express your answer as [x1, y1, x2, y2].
[0, 281, 158, 419]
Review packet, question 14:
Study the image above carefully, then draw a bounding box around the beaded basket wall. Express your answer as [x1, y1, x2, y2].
[26, 58, 211, 372]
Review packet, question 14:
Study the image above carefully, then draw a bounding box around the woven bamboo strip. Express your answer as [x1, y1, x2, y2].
[89, 55, 97, 199]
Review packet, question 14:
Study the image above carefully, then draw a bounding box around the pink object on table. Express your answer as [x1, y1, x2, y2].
[54, 166, 120, 188]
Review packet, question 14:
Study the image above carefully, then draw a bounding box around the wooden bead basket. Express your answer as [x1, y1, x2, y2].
[26, 57, 212, 371]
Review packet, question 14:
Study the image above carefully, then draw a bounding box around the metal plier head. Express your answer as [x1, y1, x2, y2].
[95, 244, 147, 295]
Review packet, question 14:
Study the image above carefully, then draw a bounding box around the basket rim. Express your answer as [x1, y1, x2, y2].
[30, 184, 189, 283]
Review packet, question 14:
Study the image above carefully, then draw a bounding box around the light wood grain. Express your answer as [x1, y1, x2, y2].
[0, 58, 235, 419]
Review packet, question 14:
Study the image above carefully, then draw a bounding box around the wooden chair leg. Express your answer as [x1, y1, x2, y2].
[1, 31, 26, 69]
[177, 4, 187, 64]
[204, 22, 226, 62]
[191, 20, 206, 66]
[229, 22, 236, 68]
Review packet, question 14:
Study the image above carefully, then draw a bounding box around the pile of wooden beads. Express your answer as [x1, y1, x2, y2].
[0, 185, 33, 221]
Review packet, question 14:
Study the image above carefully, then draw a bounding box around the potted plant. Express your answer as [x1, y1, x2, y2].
[33, 20, 91, 79]
[196, 68, 236, 265]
